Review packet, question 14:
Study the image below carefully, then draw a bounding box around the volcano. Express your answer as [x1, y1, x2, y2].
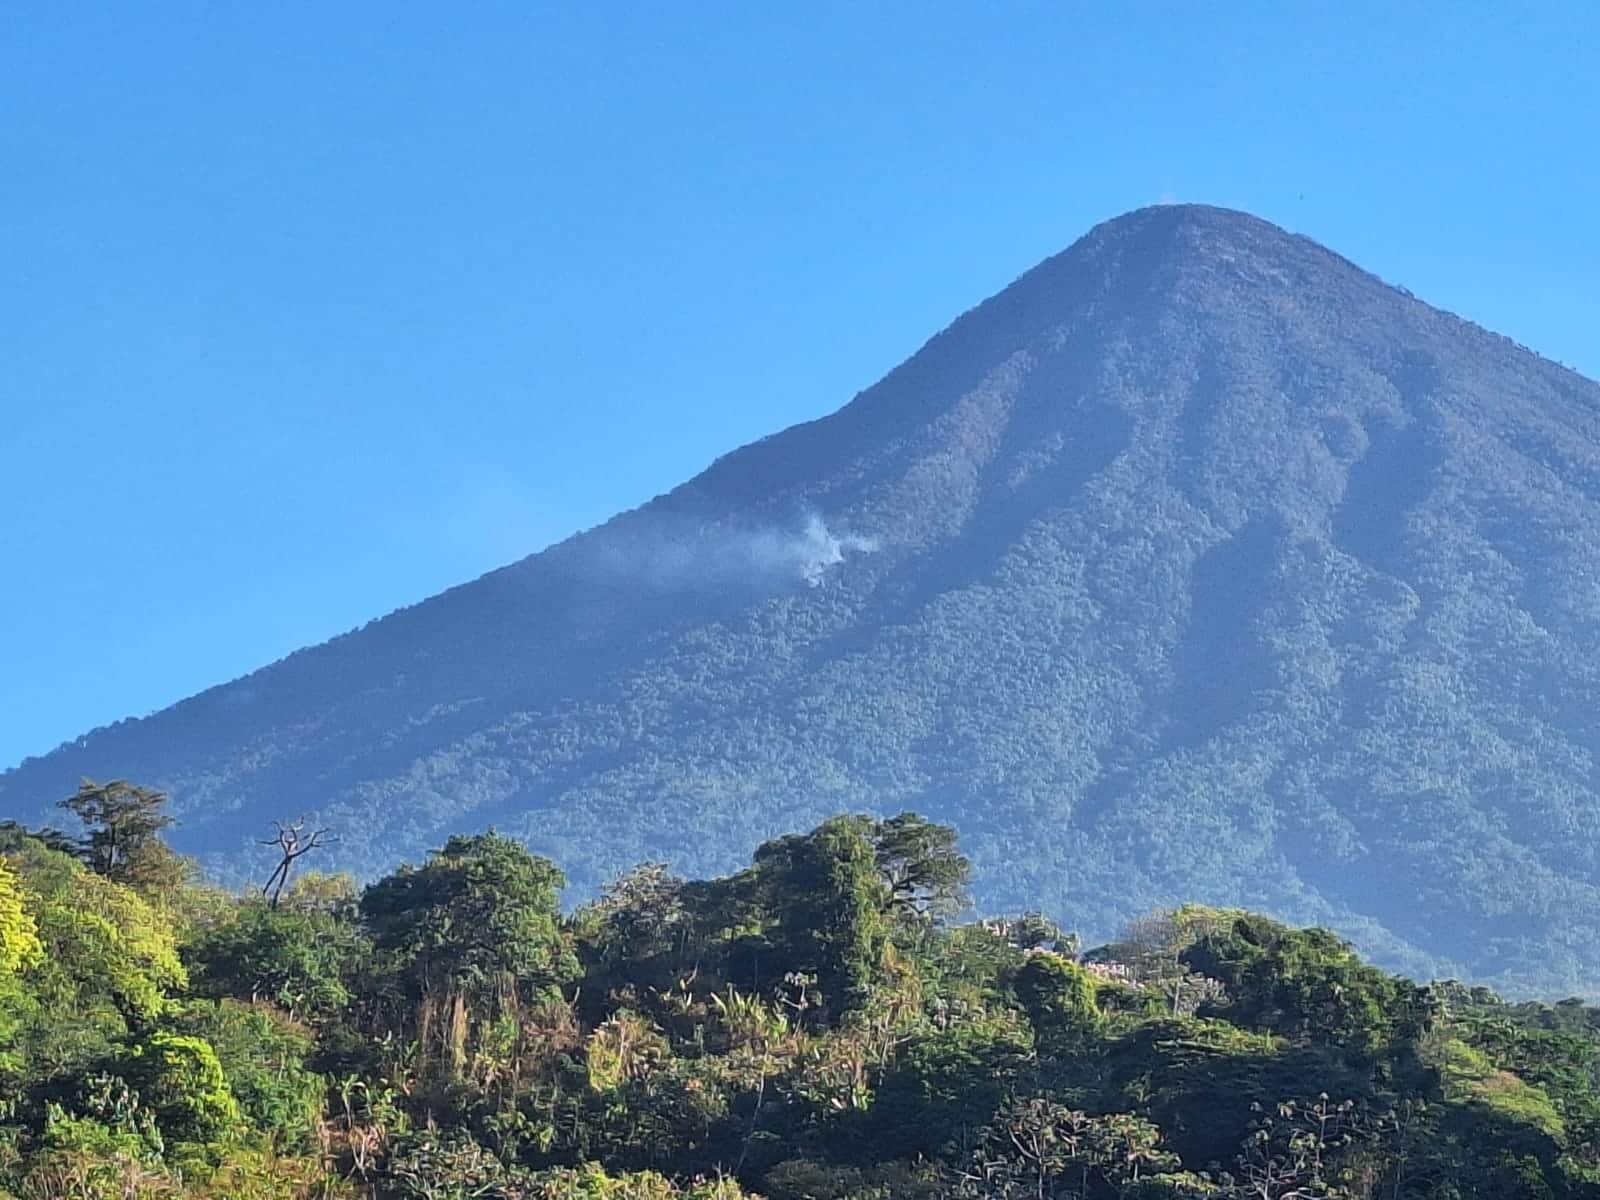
[10, 204, 1600, 995]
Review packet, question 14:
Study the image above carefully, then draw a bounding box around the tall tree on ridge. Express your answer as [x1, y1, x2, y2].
[58, 778, 185, 896]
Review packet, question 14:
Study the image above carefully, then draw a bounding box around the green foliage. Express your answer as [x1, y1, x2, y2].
[58, 777, 190, 898]
[0, 855, 43, 1082]
[171, 1142, 340, 1200]
[1218, 1095, 1381, 1200]
[753, 817, 890, 1020]
[764, 1158, 941, 1200]
[124, 1032, 241, 1145]
[0, 833, 187, 1090]
[957, 1097, 1183, 1199]
[867, 813, 972, 922]
[361, 831, 578, 1001]
[382, 1129, 524, 1200]
[1099, 1016, 1332, 1168]
[582, 863, 690, 969]
[900, 922, 1025, 1016]
[522, 1163, 760, 1200]
[1436, 1038, 1566, 1139]
[168, 1000, 324, 1148]
[2, 801, 1598, 1200]
[1013, 954, 1100, 1049]
[184, 899, 358, 1020]
[1182, 915, 1435, 1065]
[0, 855, 42, 975]
[868, 1018, 1031, 1160]
[586, 1011, 671, 1093]
[24, 1104, 169, 1199]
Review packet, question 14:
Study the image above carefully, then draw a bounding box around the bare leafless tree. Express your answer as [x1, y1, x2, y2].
[260, 817, 334, 908]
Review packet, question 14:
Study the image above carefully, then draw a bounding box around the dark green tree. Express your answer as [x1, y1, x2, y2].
[753, 816, 890, 1020]
[870, 1019, 1031, 1160]
[58, 778, 186, 895]
[360, 831, 579, 1074]
[168, 998, 325, 1149]
[123, 1031, 241, 1145]
[1014, 953, 1101, 1053]
[184, 899, 360, 1021]
[1183, 917, 1435, 1067]
[868, 812, 972, 921]
[582, 862, 690, 971]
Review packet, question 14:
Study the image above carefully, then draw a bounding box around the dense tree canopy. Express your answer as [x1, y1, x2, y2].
[3, 787, 1600, 1198]
[752, 816, 891, 1020]
[361, 832, 574, 994]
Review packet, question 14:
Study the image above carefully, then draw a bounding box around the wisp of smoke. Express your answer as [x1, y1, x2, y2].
[585, 511, 879, 592]
[753, 514, 880, 587]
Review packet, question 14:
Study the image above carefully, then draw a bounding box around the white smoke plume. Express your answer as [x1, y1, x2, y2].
[747, 514, 880, 587]
[583, 511, 879, 592]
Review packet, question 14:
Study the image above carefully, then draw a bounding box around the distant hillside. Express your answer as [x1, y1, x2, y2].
[10, 204, 1600, 996]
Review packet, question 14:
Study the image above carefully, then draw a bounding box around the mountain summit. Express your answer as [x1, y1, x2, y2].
[11, 205, 1600, 994]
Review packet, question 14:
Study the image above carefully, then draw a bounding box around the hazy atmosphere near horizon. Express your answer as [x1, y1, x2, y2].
[5, 3, 1600, 768]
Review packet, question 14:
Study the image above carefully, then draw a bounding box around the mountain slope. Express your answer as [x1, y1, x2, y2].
[10, 204, 1600, 995]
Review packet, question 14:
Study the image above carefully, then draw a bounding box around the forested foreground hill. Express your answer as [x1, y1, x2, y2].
[4, 798, 1600, 1199]
[11, 205, 1600, 995]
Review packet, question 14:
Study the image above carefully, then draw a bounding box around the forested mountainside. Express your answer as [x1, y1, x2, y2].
[9, 204, 1600, 995]
[6, 796, 1600, 1199]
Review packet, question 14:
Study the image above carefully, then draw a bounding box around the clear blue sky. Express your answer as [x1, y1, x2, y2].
[4, 3, 1597, 772]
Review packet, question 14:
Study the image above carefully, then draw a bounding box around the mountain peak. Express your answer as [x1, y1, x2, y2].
[1055, 202, 1389, 310]
[1084, 200, 1278, 243]
[682, 204, 1409, 520]
[1097, 200, 1287, 232]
